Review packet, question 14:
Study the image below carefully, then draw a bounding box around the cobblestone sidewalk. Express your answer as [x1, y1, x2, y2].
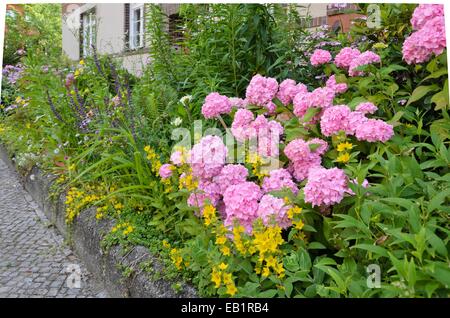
[0, 157, 108, 298]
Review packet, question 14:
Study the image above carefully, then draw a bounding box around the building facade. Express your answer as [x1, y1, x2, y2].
[61, 3, 360, 76]
[62, 3, 180, 76]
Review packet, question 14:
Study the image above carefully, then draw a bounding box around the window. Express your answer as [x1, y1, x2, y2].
[168, 14, 183, 45]
[130, 3, 144, 49]
[81, 10, 96, 57]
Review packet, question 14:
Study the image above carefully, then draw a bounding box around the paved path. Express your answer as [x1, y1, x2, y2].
[0, 157, 108, 298]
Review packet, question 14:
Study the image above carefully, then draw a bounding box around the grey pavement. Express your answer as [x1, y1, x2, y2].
[0, 157, 108, 298]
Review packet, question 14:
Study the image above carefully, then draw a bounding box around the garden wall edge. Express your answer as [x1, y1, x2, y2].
[0, 144, 197, 298]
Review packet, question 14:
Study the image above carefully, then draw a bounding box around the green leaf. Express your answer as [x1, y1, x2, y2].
[428, 187, 450, 212]
[426, 228, 448, 257]
[431, 80, 449, 111]
[422, 68, 448, 81]
[352, 244, 389, 258]
[257, 289, 278, 298]
[308, 242, 327, 249]
[406, 85, 439, 106]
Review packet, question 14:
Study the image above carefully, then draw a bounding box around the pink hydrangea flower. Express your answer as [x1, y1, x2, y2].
[277, 79, 308, 105]
[347, 111, 368, 135]
[334, 47, 361, 69]
[355, 102, 378, 115]
[284, 138, 327, 181]
[231, 108, 255, 142]
[304, 167, 348, 207]
[229, 97, 248, 108]
[411, 4, 444, 30]
[201, 92, 232, 119]
[170, 151, 183, 166]
[326, 75, 348, 94]
[293, 87, 335, 123]
[257, 194, 292, 229]
[187, 192, 219, 210]
[310, 49, 332, 66]
[190, 135, 228, 179]
[348, 51, 381, 77]
[223, 181, 262, 232]
[355, 119, 394, 143]
[245, 74, 279, 106]
[262, 168, 298, 195]
[213, 164, 249, 194]
[402, 15, 446, 64]
[265, 101, 277, 115]
[307, 138, 329, 156]
[320, 105, 352, 136]
[159, 163, 174, 179]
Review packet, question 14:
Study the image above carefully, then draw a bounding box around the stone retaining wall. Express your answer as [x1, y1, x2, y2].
[0, 145, 197, 298]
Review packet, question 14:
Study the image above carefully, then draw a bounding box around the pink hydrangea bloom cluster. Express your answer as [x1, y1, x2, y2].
[159, 164, 174, 179]
[293, 87, 335, 123]
[245, 74, 279, 108]
[201, 92, 232, 119]
[326, 75, 348, 94]
[284, 138, 328, 181]
[277, 79, 308, 105]
[319, 105, 352, 136]
[334, 47, 361, 69]
[304, 167, 348, 207]
[320, 102, 393, 142]
[355, 119, 394, 143]
[170, 150, 183, 166]
[348, 51, 381, 77]
[310, 49, 332, 66]
[262, 168, 298, 195]
[213, 164, 249, 194]
[402, 5, 446, 64]
[231, 110, 284, 157]
[410, 4, 444, 30]
[355, 102, 378, 114]
[223, 181, 263, 232]
[229, 97, 248, 108]
[257, 194, 292, 229]
[189, 135, 228, 179]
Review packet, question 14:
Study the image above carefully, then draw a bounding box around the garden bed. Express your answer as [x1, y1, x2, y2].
[0, 144, 197, 298]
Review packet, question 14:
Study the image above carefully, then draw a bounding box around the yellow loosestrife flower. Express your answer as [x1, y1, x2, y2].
[337, 142, 353, 152]
[336, 152, 350, 163]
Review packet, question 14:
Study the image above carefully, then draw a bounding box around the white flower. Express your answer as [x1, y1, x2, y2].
[29, 174, 35, 181]
[180, 95, 192, 106]
[171, 117, 183, 126]
[84, 136, 89, 142]
[54, 148, 60, 154]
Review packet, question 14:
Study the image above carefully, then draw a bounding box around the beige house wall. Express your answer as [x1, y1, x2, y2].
[296, 3, 328, 18]
[62, 3, 151, 76]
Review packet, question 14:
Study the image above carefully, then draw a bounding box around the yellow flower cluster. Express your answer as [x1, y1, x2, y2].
[65, 187, 100, 223]
[144, 145, 162, 175]
[170, 248, 183, 270]
[214, 225, 231, 256]
[211, 263, 237, 296]
[203, 204, 217, 227]
[95, 205, 108, 220]
[336, 142, 353, 164]
[179, 170, 198, 191]
[111, 222, 134, 236]
[246, 153, 269, 180]
[287, 205, 304, 231]
[252, 225, 285, 278]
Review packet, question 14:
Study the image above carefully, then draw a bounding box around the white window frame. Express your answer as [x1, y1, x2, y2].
[130, 3, 144, 50]
[82, 10, 96, 57]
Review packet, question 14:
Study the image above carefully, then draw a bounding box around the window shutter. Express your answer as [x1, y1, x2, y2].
[124, 4, 130, 50]
[79, 13, 84, 59]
